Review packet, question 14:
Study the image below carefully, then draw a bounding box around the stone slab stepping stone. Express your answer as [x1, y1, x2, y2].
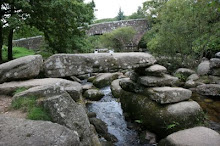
[138, 74, 178, 87]
[144, 64, 167, 76]
[0, 115, 80, 146]
[158, 126, 220, 146]
[196, 84, 220, 98]
[0, 78, 82, 96]
[43, 53, 156, 77]
[83, 89, 104, 101]
[0, 55, 43, 84]
[147, 87, 192, 104]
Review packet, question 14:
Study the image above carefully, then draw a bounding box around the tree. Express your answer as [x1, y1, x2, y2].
[116, 7, 125, 21]
[128, 6, 145, 19]
[0, 0, 95, 63]
[101, 26, 136, 51]
[28, 0, 95, 53]
[144, 0, 220, 68]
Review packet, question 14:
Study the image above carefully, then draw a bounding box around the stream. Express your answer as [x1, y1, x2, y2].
[87, 86, 150, 146]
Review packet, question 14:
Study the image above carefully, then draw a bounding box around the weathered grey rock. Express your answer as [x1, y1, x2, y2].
[82, 83, 94, 93]
[210, 58, 220, 69]
[93, 73, 122, 88]
[197, 60, 210, 75]
[119, 88, 204, 138]
[212, 68, 220, 76]
[89, 125, 102, 146]
[70, 76, 82, 83]
[119, 78, 143, 93]
[110, 78, 126, 98]
[138, 74, 179, 87]
[89, 118, 118, 142]
[158, 127, 220, 146]
[146, 87, 192, 104]
[42, 93, 92, 146]
[83, 89, 104, 101]
[13, 83, 82, 102]
[0, 116, 80, 146]
[0, 55, 43, 83]
[175, 68, 195, 77]
[43, 53, 156, 77]
[215, 52, 220, 58]
[0, 78, 82, 96]
[187, 73, 199, 81]
[144, 64, 167, 76]
[197, 84, 220, 98]
[185, 80, 197, 88]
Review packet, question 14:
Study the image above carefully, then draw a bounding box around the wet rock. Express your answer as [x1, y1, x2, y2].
[187, 73, 199, 81]
[212, 68, 220, 76]
[215, 52, 220, 58]
[93, 73, 122, 88]
[144, 64, 167, 76]
[83, 89, 104, 101]
[89, 117, 118, 143]
[0, 78, 82, 96]
[146, 87, 192, 104]
[82, 83, 94, 93]
[138, 74, 179, 87]
[90, 125, 102, 146]
[87, 76, 96, 82]
[140, 130, 157, 145]
[0, 116, 80, 146]
[0, 55, 43, 83]
[43, 53, 156, 77]
[175, 68, 195, 78]
[70, 76, 82, 83]
[42, 93, 92, 146]
[197, 60, 210, 75]
[185, 80, 197, 88]
[210, 58, 220, 69]
[158, 127, 220, 146]
[196, 84, 220, 98]
[110, 79, 125, 98]
[119, 89, 204, 138]
[88, 112, 97, 118]
[119, 78, 143, 93]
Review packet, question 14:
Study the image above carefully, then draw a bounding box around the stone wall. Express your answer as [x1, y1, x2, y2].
[12, 36, 44, 50]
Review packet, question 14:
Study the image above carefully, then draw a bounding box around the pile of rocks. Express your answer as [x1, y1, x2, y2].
[111, 64, 204, 138]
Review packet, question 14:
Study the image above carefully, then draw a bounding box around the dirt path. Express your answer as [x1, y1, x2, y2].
[0, 95, 26, 119]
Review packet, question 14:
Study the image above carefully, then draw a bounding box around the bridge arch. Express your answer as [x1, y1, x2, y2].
[87, 19, 149, 48]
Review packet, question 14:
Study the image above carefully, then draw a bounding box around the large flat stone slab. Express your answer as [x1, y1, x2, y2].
[0, 116, 80, 146]
[43, 53, 156, 77]
[138, 74, 178, 87]
[0, 55, 43, 83]
[158, 127, 220, 146]
[0, 78, 82, 96]
[147, 87, 192, 104]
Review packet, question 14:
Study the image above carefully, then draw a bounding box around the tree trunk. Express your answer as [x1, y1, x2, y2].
[0, 25, 3, 63]
[8, 29, 14, 60]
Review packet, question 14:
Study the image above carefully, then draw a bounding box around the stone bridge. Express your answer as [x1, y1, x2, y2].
[87, 19, 149, 46]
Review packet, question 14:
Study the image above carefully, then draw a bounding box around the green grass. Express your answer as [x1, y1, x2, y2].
[13, 87, 28, 96]
[11, 96, 51, 121]
[2, 46, 35, 61]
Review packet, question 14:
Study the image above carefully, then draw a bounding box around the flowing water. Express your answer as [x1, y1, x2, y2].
[87, 86, 149, 146]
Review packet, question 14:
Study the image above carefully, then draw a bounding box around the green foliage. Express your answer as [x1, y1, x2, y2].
[2, 46, 35, 61]
[93, 18, 117, 24]
[128, 6, 145, 19]
[13, 25, 43, 40]
[134, 119, 143, 124]
[166, 121, 179, 130]
[101, 26, 136, 51]
[13, 87, 28, 96]
[116, 7, 125, 21]
[29, 0, 95, 53]
[175, 73, 187, 82]
[11, 96, 51, 121]
[144, 0, 220, 67]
